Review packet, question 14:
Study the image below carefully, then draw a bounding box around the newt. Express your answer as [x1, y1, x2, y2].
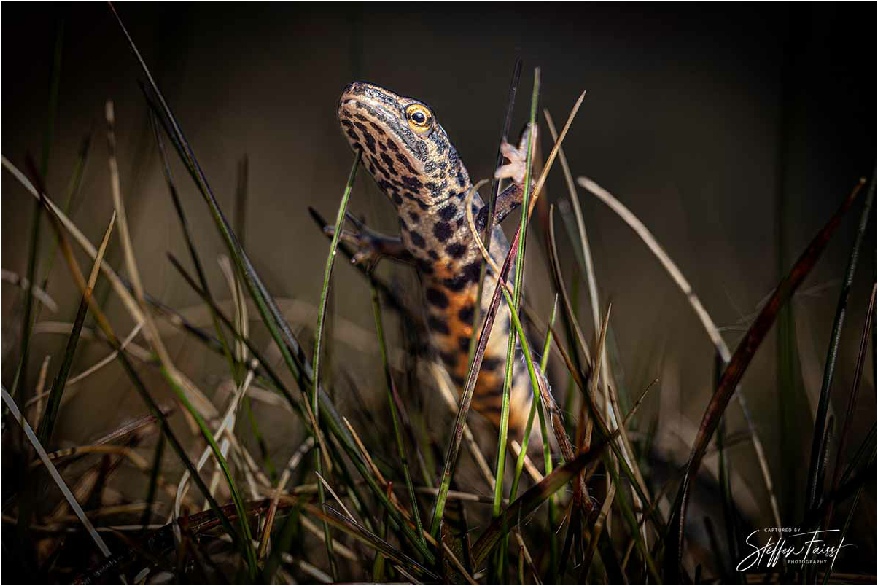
[327, 81, 537, 435]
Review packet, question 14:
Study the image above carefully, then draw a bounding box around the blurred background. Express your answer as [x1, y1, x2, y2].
[2, 1, 875, 575]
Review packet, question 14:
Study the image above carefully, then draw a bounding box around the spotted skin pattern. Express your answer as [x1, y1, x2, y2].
[336, 82, 533, 434]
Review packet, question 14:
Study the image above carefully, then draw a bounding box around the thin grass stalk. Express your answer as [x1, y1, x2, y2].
[1, 271, 58, 313]
[141, 433, 166, 530]
[469, 58, 522, 381]
[823, 486, 863, 585]
[582, 476, 617, 574]
[311, 150, 360, 580]
[370, 285, 428, 550]
[806, 172, 875, 516]
[36, 212, 115, 444]
[150, 112, 237, 378]
[510, 298, 558, 501]
[30, 356, 51, 426]
[2, 386, 113, 558]
[34, 134, 92, 324]
[492, 67, 540, 580]
[825, 284, 876, 529]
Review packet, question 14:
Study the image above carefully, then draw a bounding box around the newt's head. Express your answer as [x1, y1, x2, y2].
[338, 82, 470, 210]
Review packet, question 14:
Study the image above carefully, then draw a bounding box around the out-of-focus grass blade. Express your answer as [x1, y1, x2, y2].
[371, 285, 427, 549]
[36, 210, 116, 444]
[150, 112, 236, 377]
[471, 435, 614, 568]
[11, 20, 64, 402]
[805, 173, 874, 516]
[664, 178, 866, 579]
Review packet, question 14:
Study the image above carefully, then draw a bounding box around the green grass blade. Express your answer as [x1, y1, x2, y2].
[370, 284, 428, 550]
[310, 150, 360, 580]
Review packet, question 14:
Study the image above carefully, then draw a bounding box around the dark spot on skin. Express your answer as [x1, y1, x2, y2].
[438, 204, 457, 221]
[443, 275, 468, 292]
[458, 305, 474, 324]
[417, 199, 431, 211]
[392, 192, 403, 205]
[424, 161, 436, 173]
[353, 113, 367, 122]
[446, 242, 467, 258]
[402, 176, 423, 191]
[426, 182, 439, 197]
[409, 231, 426, 248]
[426, 287, 449, 308]
[481, 357, 504, 371]
[462, 260, 483, 283]
[380, 152, 397, 171]
[346, 129, 358, 141]
[428, 316, 450, 335]
[408, 210, 420, 223]
[457, 172, 467, 187]
[428, 249, 440, 260]
[354, 121, 368, 133]
[368, 121, 386, 135]
[433, 221, 453, 242]
[478, 402, 502, 415]
[416, 258, 434, 274]
[386, 140, 399, 152]
[456, 217, 464, 228]
[458, 336, 472, 352]
[363, 133, 377, 152]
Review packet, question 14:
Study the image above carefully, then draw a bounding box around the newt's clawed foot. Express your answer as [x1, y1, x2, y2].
[494, 123, 537, 186]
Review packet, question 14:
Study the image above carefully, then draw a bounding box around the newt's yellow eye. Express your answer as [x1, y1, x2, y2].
[405, 104, 432, 132]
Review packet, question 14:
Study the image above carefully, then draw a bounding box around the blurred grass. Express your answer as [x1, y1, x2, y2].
[1, 8, 875, 585]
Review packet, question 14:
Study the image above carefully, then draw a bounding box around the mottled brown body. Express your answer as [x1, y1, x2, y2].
[337, 82, 533, 433]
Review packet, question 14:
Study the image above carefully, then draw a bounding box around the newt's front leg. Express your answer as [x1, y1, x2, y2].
[309, 207, 413, 269]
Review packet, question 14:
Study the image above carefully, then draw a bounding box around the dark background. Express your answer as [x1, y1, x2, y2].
[2, 1, 875, 570]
